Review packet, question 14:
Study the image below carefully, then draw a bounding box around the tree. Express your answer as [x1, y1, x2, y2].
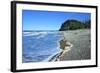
[59, 20, 86, 31]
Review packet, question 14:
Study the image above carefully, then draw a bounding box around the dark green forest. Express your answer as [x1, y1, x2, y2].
[59, 19, 91, 31]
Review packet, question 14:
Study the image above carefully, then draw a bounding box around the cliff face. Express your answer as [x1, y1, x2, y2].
[59, 20, 90, 31]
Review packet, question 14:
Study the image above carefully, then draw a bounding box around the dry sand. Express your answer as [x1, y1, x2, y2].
[60, 29, 91, 61]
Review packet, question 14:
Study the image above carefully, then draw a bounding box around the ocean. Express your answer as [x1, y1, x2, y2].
[22, 31, 63, 63]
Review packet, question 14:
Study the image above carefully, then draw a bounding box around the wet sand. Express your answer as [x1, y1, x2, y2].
[59, 29, 91, 61]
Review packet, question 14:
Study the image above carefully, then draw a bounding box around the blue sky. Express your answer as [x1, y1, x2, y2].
[22, 10, 91, 30]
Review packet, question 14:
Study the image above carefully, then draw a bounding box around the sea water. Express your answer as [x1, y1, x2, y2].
[22, 31, 62, 63]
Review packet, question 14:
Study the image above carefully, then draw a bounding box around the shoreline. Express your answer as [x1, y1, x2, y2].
[54, 29, 90, 61]
[53, 31, 73, 61]
[58, 40, 73, 61]
[59, 29, 91, 61]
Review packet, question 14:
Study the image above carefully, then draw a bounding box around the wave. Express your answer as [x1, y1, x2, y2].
[22, 31, 63, 63]
[23, 31, 47, 37]
[42, 49, 62, 62]
[23, 49, 62, 62]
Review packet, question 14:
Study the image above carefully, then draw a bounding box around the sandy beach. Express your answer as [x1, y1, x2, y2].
[59, 29, 91, 61]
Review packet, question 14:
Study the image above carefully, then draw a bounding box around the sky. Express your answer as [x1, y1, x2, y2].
[22, 10, 91, 31]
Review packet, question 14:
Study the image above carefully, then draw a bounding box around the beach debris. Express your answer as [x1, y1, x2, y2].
[59, 39, 73, 59]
